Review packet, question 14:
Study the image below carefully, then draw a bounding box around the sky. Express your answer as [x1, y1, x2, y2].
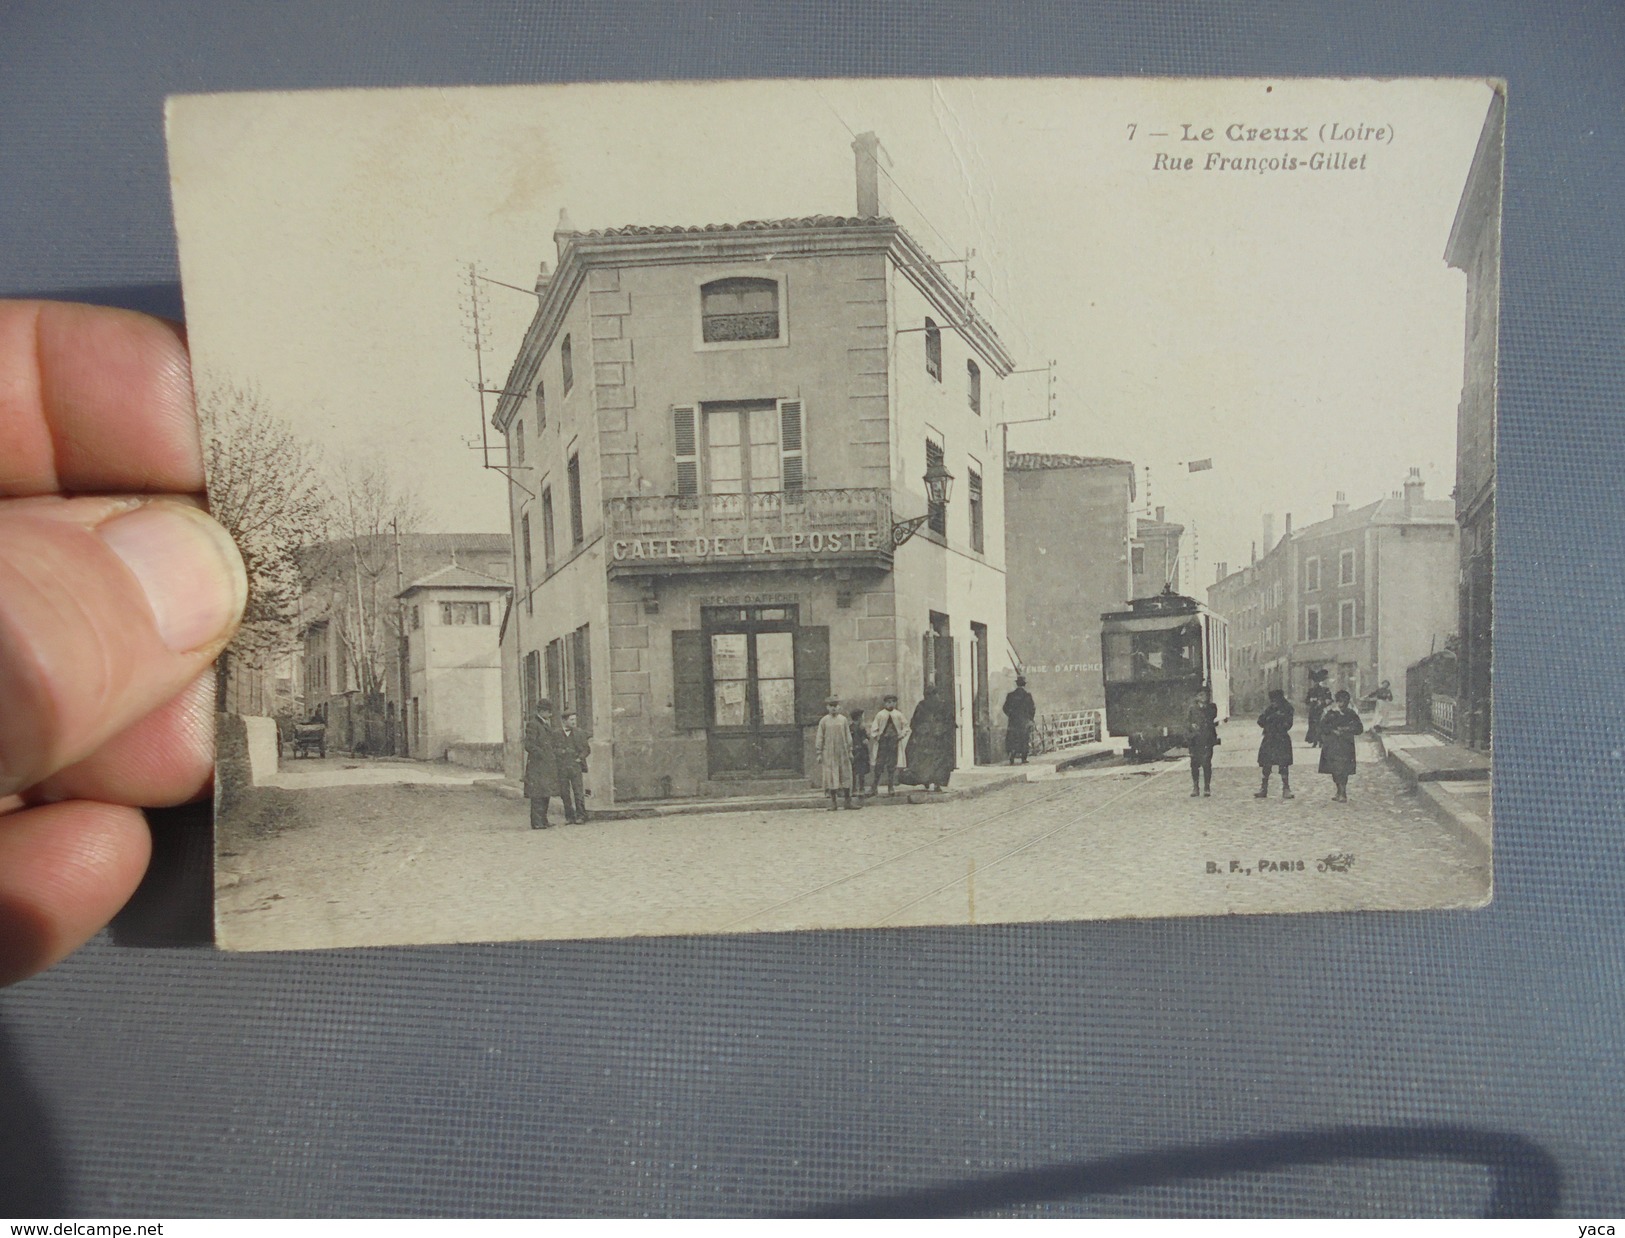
[168, 76, 1496, 586]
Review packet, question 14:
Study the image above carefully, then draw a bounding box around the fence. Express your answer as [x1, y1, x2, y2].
[1030, 709, 1105, 755]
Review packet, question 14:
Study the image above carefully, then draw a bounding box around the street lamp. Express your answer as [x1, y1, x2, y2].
[892, 459, 956, 547]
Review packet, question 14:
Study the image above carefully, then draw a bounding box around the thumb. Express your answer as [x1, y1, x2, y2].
[0, 496, 246, 797]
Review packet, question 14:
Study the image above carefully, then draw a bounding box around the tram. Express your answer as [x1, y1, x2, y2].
[1100, 588, 1230, 760]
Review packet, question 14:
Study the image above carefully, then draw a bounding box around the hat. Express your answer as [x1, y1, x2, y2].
[1335, 689, 1351, 702]
[825, 696, 841, 706]
[1015, 675, 1027, 686]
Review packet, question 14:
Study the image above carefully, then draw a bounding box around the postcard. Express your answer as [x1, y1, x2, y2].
[166, 77, 1502, 951]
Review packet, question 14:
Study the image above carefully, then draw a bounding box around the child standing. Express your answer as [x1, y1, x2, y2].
[816, 696, 855, 810]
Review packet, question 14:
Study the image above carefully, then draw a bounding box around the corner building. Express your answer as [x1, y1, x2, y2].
[494, 156, 1015, 802]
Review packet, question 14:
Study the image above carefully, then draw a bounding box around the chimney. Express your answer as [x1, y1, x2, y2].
[1250, 540, 1257, 565]
[1333, 490, 1349, 520]
[1215, 561, 1229, 584]
[1155, 505, 1165, 523]
[553, 207, 576, 260]
[1284, 512, 1293, 539]
[1262, 513, 1275, 551]
[852, 132, 892, 219]
[1404, 466, 1425, 516]
[534, 260, 552, 296]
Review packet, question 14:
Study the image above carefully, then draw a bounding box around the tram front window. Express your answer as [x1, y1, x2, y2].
[1104, 625, 1201, 683]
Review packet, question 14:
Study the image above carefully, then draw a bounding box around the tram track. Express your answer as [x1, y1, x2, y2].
[720, 760, 1176, 933]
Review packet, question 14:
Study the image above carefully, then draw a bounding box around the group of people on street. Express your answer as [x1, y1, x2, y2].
[1183, 677, 1367, 801]
[814, 687, 958, 809]
[523, 700, 592, 830]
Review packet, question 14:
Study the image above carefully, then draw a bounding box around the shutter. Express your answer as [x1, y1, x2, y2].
[793, 626, 830, 725]
[673, 629, 707, 730]
[673, 406, 698, 497]
[778, 398, 804, 497]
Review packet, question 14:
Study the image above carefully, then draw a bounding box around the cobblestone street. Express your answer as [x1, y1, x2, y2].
[217, 720, 1491, 951]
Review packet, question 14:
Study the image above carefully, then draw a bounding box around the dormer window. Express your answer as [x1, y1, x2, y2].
[701, 277, 780, 342]
[925, 318, 942, 382]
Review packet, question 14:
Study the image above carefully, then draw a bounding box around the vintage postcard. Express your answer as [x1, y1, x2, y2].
[167, 77, 1502, 951]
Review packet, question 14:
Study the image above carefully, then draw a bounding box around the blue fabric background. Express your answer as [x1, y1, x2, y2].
[1, 0, 1621, 1217]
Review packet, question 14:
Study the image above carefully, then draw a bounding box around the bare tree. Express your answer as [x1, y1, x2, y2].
[301, 457, 424, 707]
[200, 385, 329, 711]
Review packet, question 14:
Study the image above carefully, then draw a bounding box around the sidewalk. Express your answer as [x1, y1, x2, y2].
[1373, 729, 1492, 859]
[478, 740, 1120, 821]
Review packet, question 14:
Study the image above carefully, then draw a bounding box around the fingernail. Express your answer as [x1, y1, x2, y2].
[98, 502, 247, 653]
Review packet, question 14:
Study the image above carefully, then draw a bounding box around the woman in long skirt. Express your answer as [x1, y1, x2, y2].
[906, 686, 957, 791]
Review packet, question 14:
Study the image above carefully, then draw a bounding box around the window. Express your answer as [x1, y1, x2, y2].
[967, 358, 981, 415]
[925, 436, 947, 535]
[1305, 605, 1321, 642]
[700, 277, 780, 342]
[535, 379, 546, 431]
[541, 486, 556, 572]
[570, 623, 592, 724]
[560, 335, 573, 394]
[1132, 546, 1146, 576]
[1304, 555, 1320, 591]
[521, 514, 533, 616]
[440, 601, 492, 626]
[1340, 599, 1357, 638]
[1339, 548, 1356, 585]
[968, 466, 984, 553]
[696, 400, 802, 496]
[512, 419, 526, 466]
[410, 605, 421, 631]
[523, 650, 541, 713]
[567, 454, 584, 546]
[924, 318, 942, 382]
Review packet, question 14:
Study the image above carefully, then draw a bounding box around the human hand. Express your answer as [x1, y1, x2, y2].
[0, 301, 247, 986]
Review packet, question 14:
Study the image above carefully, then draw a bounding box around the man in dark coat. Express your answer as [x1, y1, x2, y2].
[1001, 676, 1037, 764]
[1255, 688, 1296, 799]
[559, 710, 591, 823]
[1186, 687, 1220, 797]
[905, 686, 956, 791]
[523, 698, 566, 830]
[1317, 689, 1365, 801]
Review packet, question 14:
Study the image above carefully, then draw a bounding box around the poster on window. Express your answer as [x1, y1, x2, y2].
[170, 77, 1500, 952]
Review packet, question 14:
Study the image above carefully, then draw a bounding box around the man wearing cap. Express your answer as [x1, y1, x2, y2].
[867, 693, 909, 796]
[1001, 675, 1037, 765]
[815, 696, 855, 811]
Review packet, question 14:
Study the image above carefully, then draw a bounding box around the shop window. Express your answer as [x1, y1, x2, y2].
[924, 318, 942, 382]
[701, 276, 781, 342]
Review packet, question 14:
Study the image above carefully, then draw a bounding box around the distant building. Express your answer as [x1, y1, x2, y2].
[1444, 88, 1505, 751]
[491, 134, 1015, 802]
[398, 564, 511, 762]
[1209, 473, 1457, 717]
[1003, 453, 1135, 715]
[1132, 507, 1183, 598]
[300, 532, 511, 755]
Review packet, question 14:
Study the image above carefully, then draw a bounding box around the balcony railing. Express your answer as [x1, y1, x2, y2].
[604, 488, 894, 576]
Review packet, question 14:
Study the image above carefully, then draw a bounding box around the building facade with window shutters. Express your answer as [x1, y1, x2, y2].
[1209, 473, 1457, 718]
[397, 564, 511, 762]
[492, 144, 1016, 801]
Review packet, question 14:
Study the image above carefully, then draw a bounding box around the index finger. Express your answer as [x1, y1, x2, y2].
[0, 300, 203, 497]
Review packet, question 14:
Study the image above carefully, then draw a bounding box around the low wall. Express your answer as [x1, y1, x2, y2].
[216, 714, 280, 811]
[446, 742, 505, 773]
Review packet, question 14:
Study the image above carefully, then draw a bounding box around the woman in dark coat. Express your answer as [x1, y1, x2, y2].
[1304, 670, 1332, 746]
[1317, 689, 1365, 801]
[906, 687, 957, 791]
[1186, 687, 1220, 797]
[523, 698, 566, 830]
[1255, 688, 1296, 800]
